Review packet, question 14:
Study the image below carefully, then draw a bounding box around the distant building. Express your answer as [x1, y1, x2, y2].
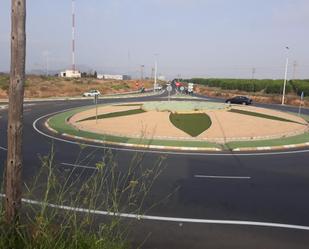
[97, 74, 131, 80]
[158, 75, 166, 81]
[60, 70, 81, 78]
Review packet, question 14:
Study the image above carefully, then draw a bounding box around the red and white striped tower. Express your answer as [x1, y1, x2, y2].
[72, 0, 76, 72]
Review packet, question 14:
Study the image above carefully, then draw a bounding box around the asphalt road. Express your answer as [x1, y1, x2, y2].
[1, 90, 309, 248]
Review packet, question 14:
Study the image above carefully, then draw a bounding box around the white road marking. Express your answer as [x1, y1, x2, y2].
[32, 107, 309, 157]
[194, 175, 251, 180]
[0, 146, 7, 151]
[61, 162, 97, 170]
[0, 193, 309, 231]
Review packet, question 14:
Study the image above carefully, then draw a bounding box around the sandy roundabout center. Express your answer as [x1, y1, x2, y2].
[67, 101, 308, 143]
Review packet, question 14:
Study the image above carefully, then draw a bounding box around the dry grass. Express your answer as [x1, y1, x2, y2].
[0, 74, 154, 98]
[195, 85, 309, 107]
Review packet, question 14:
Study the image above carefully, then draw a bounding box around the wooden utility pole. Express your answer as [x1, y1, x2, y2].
[5, 0, 26, 224]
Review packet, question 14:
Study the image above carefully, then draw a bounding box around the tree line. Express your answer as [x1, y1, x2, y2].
[189, 78, 309, 96]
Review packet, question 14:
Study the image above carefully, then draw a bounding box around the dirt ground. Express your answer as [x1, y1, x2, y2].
[70, 104, 308, 142]
[0, 74, 155, 98]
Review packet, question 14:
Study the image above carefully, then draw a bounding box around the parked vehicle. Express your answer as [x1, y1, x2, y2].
[82, 90, 101, 97]
[154, 85, 162, 91]
[225, 96, 252, 105]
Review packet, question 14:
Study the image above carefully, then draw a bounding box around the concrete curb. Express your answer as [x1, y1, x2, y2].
[160, 95, 205, 100]
[233, 142, 309, 152]
[45, 119, 59, 134]
[60, 132, 222, 152]
[43, 101, 309, 153]
[44, 120, 221, 152]
[45, 117, 309, 153]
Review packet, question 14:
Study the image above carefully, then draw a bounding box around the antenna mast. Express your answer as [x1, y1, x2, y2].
[72, 0, 76, 71]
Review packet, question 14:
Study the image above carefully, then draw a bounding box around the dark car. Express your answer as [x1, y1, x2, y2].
[225, 96, 252, 105]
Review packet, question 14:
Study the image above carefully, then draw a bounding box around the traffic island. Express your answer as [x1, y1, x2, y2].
[46, 101, 309, 152]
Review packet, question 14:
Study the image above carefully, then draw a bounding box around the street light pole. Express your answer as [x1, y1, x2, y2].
[154, 54, 158, 92]
[281, 47, 290, 105]
[140, 65, 144, 80]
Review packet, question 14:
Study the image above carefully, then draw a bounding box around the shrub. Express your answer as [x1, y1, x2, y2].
[264, 80, 292, 94]
[190, 78, 292, 94]
[0, 75, 9, 91]
[290, 80, 309, 97]
[0, 145, 165, 249]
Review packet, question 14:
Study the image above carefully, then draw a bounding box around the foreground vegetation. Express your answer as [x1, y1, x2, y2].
[0, 146, 165, 248]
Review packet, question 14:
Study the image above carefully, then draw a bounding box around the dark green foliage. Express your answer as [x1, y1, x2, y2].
[0, 74, 9, 91]
[190, 78, 293, 94]
[169, 113, 212, 137]
[78, 109, 145, 122]
[264, 80, 292, 94]
[290, 80, 309, 97]
[229, 109, 303, 124]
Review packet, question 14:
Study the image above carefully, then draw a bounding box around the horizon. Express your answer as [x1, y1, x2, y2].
[0, 0, 308, 79]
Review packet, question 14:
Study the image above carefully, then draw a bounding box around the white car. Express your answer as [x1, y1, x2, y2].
[154, 85, 162, 91]
[83, 90, 101, 97]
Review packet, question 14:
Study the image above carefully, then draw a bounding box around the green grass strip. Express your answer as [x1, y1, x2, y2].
[287, 112, 309, 123]
[48, 107, 219, 148]
[169, 113, 212, 137]
[78, 108, 145, 122]
[229, 109, 302, 124]
[48, 105, 309, 150]
[226, 132, 309, 149]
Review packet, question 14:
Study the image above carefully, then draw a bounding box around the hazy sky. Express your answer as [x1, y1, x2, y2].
[0, 0, 308, 79]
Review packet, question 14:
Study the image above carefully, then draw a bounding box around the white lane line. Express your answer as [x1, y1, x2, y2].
[194, 175, 251, 180]
[0, 146, 7, 151]
[60, 162, 97, 170]
[32, 106, 309, 157]
[0, 193, 309, 231]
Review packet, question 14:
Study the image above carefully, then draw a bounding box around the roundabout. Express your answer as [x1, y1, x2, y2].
[2, 93, 309, 248]
[45, 100, 309, 152]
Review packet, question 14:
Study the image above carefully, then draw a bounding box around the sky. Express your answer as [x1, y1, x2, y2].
[0, 0, 309, 79]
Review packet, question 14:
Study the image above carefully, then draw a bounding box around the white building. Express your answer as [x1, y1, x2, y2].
[97, 74, 104, 80]
[60, 70, 81, 78]
[97, 74, 124, 80]
[158, 75, 166, 81]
